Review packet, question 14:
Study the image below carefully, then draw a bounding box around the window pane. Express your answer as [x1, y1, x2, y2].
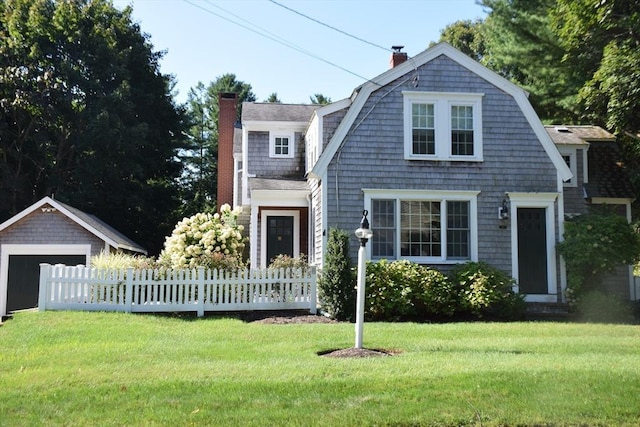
[451, 105, 474, 156]
[400, 201, 441, 257]
[372, 200, 395, 258]
[412, 103, 435, 155]
[446, 201, 470, 259]
[274, 137, 289, 156]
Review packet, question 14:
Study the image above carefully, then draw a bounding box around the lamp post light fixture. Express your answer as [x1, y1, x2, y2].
[354, 209, 373, 349]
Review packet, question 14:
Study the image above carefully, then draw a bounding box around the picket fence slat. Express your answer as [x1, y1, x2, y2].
[38, 264, 317, 316]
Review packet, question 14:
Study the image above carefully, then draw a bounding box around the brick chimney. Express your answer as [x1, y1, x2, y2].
[390, 45, 407, 68]
[217, 92, 237, 211]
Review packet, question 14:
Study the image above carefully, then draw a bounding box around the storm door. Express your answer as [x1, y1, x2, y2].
[517, 208, 548, 294]
[266, 216, 294, 264]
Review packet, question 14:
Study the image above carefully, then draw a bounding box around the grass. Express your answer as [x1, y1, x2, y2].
[1, 311, 639, 426]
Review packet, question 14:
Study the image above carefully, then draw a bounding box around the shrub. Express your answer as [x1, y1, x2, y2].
[449, 262, 525, 320]
[557, 212, 640, 297]
[91, 251, 157, 270]
[365, 259, 416, 321]
[573, 291, 637, 324]
[412, 266, 458, 319]
[158, 204, 246, 270]
[268, 254, 309, 272]
[318, 228, 356, 321]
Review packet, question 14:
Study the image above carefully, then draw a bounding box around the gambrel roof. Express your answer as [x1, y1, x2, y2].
[310, 42, 572, 182]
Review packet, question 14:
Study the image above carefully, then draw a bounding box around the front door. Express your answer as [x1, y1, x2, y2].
[266, 216, 294, 264]
[517, 208, 548, 294]
[7, 254, 87, 312]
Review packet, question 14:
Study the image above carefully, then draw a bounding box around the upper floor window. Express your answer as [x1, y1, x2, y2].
[270, 133, 294, 158]
[403, 91, 483, 161]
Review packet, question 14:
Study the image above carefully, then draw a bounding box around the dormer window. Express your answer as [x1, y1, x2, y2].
[403, 91, 483, 161]
[270, 133, 294, 158]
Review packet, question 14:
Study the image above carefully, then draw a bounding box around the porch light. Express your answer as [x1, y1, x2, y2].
[354, 210, 372, 349]
[498, 198, 509, 220]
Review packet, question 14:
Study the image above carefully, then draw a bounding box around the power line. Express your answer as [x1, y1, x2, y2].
[268, 0, 391, 53]
[182, 0, 371, 82]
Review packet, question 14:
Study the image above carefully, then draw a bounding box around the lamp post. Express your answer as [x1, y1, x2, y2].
[354, 210, 373, 349]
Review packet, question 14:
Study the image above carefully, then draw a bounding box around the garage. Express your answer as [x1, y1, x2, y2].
[0, 197, 146, 318]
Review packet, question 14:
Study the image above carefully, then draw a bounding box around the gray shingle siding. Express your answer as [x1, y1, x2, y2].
[323, 55, 559, 274]
[247, 131, 305, 178]
[323, 108, 348, 150]
[563, 149, 589, 215]
[0, 211, 105, 256]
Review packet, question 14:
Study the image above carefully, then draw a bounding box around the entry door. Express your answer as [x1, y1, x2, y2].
[517, 208, 548, 294]
[7, 254, 86, 312]
[266, 216, 294, 264]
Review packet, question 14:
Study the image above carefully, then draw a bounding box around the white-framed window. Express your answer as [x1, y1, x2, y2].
[269, 133, 294, 158]
[558, 148, 577, 187]
[403, 91, 483, 161]
[365, 190, 479, 264]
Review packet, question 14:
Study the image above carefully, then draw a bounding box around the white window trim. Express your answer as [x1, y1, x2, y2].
[402, 91, 484, 161]
[269, 132, 294, 158]
[364, 189, 479, 264]
[558, 148, 577, 187]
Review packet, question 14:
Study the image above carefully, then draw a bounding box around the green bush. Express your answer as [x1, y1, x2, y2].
[91, 250, 157, 270]
[364, 260, 457, 321]
[365, 259, 416, 321]
[268, 253, 309, 272]
[557, 212, 640, 297]
[449, 262, 525, 320]
[318, 229, 356, 321]
[573, 291, 637, 324]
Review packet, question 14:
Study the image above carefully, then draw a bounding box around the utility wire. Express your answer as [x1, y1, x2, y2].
[268, 0, 391, 53]
[183, 0, 371, 82]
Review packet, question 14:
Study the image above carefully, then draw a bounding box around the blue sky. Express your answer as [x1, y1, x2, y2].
[113, 0, 488, 104]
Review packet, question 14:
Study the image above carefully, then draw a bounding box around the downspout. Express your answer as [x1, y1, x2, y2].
[557, 173, 567, 303]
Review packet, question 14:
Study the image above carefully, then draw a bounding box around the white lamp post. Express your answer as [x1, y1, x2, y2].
[354, 210, 373, 349]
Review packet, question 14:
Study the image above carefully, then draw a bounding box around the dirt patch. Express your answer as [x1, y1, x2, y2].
[241, 310, 337, 324]
[319, 348, 399, 358]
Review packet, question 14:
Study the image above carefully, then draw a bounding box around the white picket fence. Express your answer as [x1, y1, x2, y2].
[38, 264, 317, 317]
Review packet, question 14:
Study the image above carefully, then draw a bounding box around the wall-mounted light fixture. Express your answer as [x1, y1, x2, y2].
[498, 199, 509, 220]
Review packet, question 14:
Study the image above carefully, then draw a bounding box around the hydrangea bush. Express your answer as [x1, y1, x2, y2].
[158, 204, 246, 270]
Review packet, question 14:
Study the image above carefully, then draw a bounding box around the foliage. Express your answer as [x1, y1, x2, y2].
[364, 259, 416, 321]
[557, 212, 640, 297]
[0, 0, 187, 256]
[180, 74, 257, 216]
[265, 92, 282, 103]
[309, 93, 331, 105]
[365, 260, 457, 321]
[438, 19, 487, 63]
[449, 262, 525, 319]
[268, 253, 308, 272]
[317, 228, 355, 322]
[573, 290, 637, 324]
[90, 251, 157, 271]
[158, 204, 245, 270]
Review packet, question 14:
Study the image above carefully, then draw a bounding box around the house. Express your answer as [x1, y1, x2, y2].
[0, 196, 146, 317]
[218, 41, 633, 305]
[547, 125, 638, 300]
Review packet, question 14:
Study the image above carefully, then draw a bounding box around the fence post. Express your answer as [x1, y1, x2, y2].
[309, 266, 317, 314]
[38, 263, 51, 312]
[197, 267, 205, 317]
[125, 267, 134, 313]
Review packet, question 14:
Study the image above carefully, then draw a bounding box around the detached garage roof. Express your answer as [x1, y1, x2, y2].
[0, 197, 147, 254]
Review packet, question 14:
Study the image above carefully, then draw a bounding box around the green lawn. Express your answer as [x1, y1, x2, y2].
[1, 311, 639, 426]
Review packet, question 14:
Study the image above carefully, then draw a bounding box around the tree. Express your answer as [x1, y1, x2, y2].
[551, 0, 640, 136]
[265, 92, 281, 103]
[0, 0, 187, 255]
[439, 19, 487, 63]
[181, 74, 256, 216]
[309, 93, 331, 105]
